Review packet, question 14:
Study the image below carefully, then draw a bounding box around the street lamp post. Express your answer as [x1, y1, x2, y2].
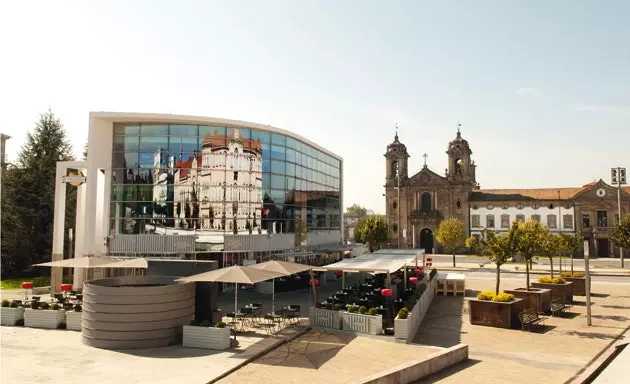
[611, 167, 627, 268]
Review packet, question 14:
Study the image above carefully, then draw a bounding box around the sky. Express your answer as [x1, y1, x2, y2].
[1, 0, 628, 214]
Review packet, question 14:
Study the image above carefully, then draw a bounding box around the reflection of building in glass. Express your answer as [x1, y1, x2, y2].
[169, 128, 264, 233]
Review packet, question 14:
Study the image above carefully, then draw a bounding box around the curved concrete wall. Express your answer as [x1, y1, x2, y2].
[81, 276, 195, 350]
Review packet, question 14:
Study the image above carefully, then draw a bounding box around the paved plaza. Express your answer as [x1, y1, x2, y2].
[413, 277, 630, 383]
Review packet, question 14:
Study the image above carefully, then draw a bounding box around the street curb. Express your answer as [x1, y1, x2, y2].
[434, 267, 630, 277]
[565, 325, 630, 384]
[206, 325, 311, 384]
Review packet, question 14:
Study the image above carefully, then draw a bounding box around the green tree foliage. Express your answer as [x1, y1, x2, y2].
[1, 110, 74, 278]
[435, 217, 466, 267]
[611, 215, 630, 250]
[465, 235, 485, 255]
[512, 219, 546, 289]
[354, 215, 389, 252]
[483, 231, 513, 294]
[540, 230, 561, 278]
[346, 203, 368, 218]
[559, 232, 581, 274]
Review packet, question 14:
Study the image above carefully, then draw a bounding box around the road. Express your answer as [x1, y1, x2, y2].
[428, 253, 626, 268]
[465, 271, 629, 284]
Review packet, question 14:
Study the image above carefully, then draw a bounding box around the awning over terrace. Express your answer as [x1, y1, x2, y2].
[315, 249, 425, 273]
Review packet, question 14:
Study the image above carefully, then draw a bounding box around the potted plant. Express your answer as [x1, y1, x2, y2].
[183, 320, 231, 350]
[1, 300, 25, 326]
[469, 291, 523, 329]
[394, 307, 410, 339]
[560, 272, 587, 296]
[341, 304, 383, 335]
[308, 303, 342, 330]
[24, 301, 66, 329]
[532, 276, 574, 302]
[66, 304, 83, 331]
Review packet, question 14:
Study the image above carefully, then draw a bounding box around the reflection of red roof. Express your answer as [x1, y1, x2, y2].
[202, 129, 262, 153]
[178, 154, 201, 178]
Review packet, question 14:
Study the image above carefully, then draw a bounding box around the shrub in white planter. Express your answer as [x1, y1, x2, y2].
[66, 305, 83, 331]
[24, 302, 66, 329]
[1, 300, 25, 326]
[394, 307, 410, 340]
[183, 320, 231, 350]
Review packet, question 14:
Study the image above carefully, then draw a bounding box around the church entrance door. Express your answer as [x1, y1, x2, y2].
[420, 228, 434, 254]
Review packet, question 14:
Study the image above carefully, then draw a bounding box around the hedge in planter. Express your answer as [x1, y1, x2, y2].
[183, 320, 231, 350]
[341, 306, 383, 335]
[469, 291, 523, 329]
[504, 288, 552, 314]
[531, 276, 574, 302]
[561, 272, 587, 296]
[24, 302, 66, 329]
[1, 300, 25, 326]
[66, 304, 83, 331]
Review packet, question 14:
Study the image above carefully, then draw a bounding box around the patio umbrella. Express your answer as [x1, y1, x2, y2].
[250, 260, 311, 313]
[33, 256, 120, 268]
[176, 266, 284, 339]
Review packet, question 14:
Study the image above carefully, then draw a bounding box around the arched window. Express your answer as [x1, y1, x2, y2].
[391, 160, 399, 178]
[455, 158, 463, 175]
[456, 199, 461, 209]
[421, 192, 432, 213]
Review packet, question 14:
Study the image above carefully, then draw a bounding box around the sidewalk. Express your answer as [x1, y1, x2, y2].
[429, 261, 630, 276]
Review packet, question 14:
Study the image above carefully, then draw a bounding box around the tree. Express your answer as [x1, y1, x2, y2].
[0, 110, 74, 277]
[611, 215, 630, 259]
[484, 231, 512, 295]
[435, 217, 466, 267]
[466, 235, 485, 255]
[540, 230, 561, 278]
[82, 141, 88, 160]
[346, 203, 368, 218]
[512, 219, 546, 289]
[559, 233, 581, 274]
[355, 215, 389, 252]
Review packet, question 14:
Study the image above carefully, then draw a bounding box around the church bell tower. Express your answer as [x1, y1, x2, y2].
[446, 123, 477, 185]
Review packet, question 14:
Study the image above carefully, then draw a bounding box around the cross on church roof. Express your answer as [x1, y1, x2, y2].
[395, 122, 398, 140]
[423, 153, 428, 168]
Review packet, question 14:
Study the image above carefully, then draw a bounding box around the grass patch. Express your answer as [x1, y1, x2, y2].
[0, 276, 72, 290]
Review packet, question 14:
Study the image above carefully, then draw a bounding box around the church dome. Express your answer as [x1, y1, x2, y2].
[386, 132, 407, 153]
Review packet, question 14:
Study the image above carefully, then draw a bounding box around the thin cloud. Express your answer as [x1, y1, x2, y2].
[515, 86, 538, 96]
[573, 104, 627, 113]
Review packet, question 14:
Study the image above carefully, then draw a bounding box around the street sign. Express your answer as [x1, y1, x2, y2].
[63, 172, 86, 187]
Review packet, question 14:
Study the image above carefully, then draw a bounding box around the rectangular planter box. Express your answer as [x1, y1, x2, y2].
[469, 298, 524, 329]
[1, 307, 25, 326]
[341, 312, 383, 335]
[308, 307, 342, 330]
[182, 325, 231, 350]
[564, 277, 586, 296]
[504, 288, 552, 314]
[531, 282, 574, 303]
[24, 309, 66, 329]
[394, 315, 409, 340]
[65, 311, 83, 331]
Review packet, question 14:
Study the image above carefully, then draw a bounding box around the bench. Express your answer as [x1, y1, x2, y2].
[519, 309, 547, 331]
[550, 297, 572, 317]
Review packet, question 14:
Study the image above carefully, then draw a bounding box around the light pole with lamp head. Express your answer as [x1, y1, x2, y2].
[611, 167, 626, 268]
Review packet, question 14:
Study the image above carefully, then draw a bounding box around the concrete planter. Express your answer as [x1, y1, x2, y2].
[24, 309, 66, 329]
[563, 277, 586, 296]
[504, 288, 552, 314]
[308, 307, 342, 330]
[531, 282, 574, 303]
[394, 315, 409, 340]
[469, 298, 524, 329]
[182, 325, 230, 350]
[341, 312, 383, 335]
[65, 310, 83, 331]
[1, 307, 25, 326]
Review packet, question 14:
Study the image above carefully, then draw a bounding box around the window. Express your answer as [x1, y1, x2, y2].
[564, 204, 571, 209]
[456, 199, 461, 209]
[486, 214, 495, 228]
[531, 214, 541, 223]
[487, 204, 494, 209]
[472, 204, 478, 210]
[532, 203, 539, 209]
[516, 214, 525, 222]
[392, 224, 398, 232]
[392, 201, 397, 210]
[548, 204, 554, 209]
[563, 214, 574, 229]
[583, 214, 590, 228]
[597, 211, 608, 228]
[517, 203, 524, 210]
[502, 204, 509, 210]
[547, 214, 557, 229]
[233, 172, 238, 181]
[472, 215, 481, 228]
[501, 214, 510, 228]
[421, 192, 432, 213]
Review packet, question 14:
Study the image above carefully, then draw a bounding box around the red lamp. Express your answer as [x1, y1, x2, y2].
[380, 288, 393, 297]
[334, 271, 343, 278]
[425, 262, 433, 267]
[426, 257, 433, 262]
[413, 268, 423, 276]
[60, 284, 72, 292]
[409, 277, 419, 285]
[310, 279, 320, 287]
[21, 281, 33, 290]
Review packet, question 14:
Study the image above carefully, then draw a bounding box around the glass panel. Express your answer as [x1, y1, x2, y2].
[271, 174, 285, 189]
[286, 136, 296, 149]
[262, 143, 271, 158]
[168, 136, 199, 153]
[113, 135, 139, 151]
[251, 129, 271, 144]
[140, 124, 169, 135]
[262, 158, 270, 173]
[114, 124, 140, 135]
[262, 173, 270, 189]
[112, 153, 139, 169]
[139, 136, 169, 152]
[271, 133, 286, 146]
[226, 127, 250, 140]
[199, 125, 226, 137]
[286, 162, 295, 176]
[286, 148, 296, 163]
[169, 124, 198, 136]
[271, 145, 285, 160]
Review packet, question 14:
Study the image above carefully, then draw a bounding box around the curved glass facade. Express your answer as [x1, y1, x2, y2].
[110, 123, 342, 236]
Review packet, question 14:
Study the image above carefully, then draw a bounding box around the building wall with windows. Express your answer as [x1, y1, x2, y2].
[82, 112, 343, 258]
[469, 203, 575, 235]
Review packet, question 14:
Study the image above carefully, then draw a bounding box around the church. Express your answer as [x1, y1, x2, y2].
[383, 127, 630, 258]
